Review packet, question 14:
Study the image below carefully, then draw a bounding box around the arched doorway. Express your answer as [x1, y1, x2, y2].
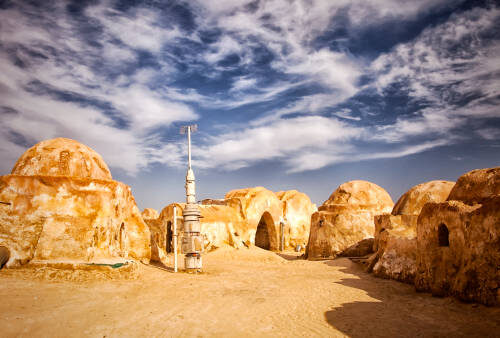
[166, 221, 172, 253]
[438, 223, 449, 247]
[255, 212, 276, 250]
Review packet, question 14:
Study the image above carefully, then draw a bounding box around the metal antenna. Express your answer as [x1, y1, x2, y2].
[179, 124, 202, 272]
[180, 124, 197, 169]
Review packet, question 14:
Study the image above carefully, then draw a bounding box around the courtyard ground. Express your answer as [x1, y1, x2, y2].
[1, 247, 499, 337]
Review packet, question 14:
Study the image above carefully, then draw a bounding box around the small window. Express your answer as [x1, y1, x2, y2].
[438, 224, 449, 247]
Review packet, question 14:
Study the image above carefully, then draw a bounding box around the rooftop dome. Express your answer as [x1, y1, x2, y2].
[11, 138, 112, 180]
[324, 180, 393, 209]
[392, 180, 455, 216]
[447, 167, 500, 204]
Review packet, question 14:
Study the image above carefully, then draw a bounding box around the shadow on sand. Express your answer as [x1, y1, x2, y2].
[275, 252, 303, 261]
[323, 259, 500, 338]
[147, 260, 176, 273]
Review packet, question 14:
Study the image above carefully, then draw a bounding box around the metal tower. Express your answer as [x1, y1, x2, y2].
[180, 124, 202, 272]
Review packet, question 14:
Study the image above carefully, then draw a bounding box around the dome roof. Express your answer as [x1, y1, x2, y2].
[324, 180, 393, 209]
[275, 190, 309, 202]
[141, 208, 159, 220]
[225, 186, 277, 202]
[11, 138, 112, 180]
[447, 167, 500, 204]
[392, 180, 455, 216]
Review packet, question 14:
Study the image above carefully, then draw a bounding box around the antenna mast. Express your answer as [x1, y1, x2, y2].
[180, 124, 202, 272]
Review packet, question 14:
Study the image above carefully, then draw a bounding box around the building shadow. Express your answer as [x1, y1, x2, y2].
[147, 260, 175, 273]
[275, 252, 303, 261]
[323, 259, 500, 338]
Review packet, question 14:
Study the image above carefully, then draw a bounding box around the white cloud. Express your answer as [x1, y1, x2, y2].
[197, 115, 362, 171]
[370, 6, 500, 143]
[476, 128, 500, 140]
[85, 4, 181, 53]
[1, 0, 497, 178]
[0, 2, 196, 176]
[333, 109, 361, 121]
[230, 76, 258, 92]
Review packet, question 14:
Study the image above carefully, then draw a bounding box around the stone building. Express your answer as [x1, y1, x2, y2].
[0, 138, 151, 267]
[306, 180, 393, 260]
[370, 180, 455, 283]
[415, 167, 500, 305]
[149, 187, 317, 262]
[275, 190, 317, 251]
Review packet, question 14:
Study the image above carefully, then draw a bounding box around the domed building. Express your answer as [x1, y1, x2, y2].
[370, 180, 455, 283]
[150, 187, 285, 263]
[306, 180, 393, 260]
[415, 167, 500, 305]
[0, 138, 151, 268]
[275, 190, 317, 251]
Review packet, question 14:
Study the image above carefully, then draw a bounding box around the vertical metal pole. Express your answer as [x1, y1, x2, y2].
[280, 222, 284, 252]
[180, 124, 202, 272]
[173, 206, 178, 273]
[187, 126, 192, 169]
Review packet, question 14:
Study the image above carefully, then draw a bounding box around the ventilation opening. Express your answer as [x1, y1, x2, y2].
[119, 223, 125, 251]
[166, 221, 173, 253]
[255, 216, 271, 250]
[438, 223, 449, 247]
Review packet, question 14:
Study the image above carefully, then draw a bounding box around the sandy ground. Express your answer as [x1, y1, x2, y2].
[1, 247, 500, 337]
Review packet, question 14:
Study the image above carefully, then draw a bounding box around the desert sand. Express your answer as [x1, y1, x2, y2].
[1, 247, 499, 337]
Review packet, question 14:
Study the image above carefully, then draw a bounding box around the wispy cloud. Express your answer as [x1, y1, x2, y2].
[0, 0, 498, 179]
[0, 1, 195, 175]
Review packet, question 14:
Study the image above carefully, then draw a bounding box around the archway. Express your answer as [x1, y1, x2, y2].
[438, 223, 449, 247]
[254, 212, 277, 250]
[166, 221, 172, 253]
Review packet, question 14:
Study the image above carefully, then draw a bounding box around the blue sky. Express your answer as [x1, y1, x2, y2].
[0, 0, 499, 210]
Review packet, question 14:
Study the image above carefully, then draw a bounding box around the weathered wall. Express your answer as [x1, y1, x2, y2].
[306, 180, 393, 260]
[370, 181, 454, 284]
[275, 190, 317, 251]
[0, 175, 150, 267]
[0, 138, 150, 268]
[415, 168, 500, 306]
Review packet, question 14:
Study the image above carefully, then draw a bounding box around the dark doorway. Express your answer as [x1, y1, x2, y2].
[438, 223, 449, 247]
[166, 221, 172, 253]
[255, 216, 270, 250]
[119, 223, 125, 251]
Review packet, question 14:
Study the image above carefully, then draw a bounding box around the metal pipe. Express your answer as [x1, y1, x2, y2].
[280, 222, 285, 252]
[0, 246, 10, 269]
[173, 206, 178, 273]
[187, 126, 192, 169]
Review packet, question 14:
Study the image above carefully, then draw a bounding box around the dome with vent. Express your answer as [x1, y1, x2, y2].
[11, 138, 112, 180]
[447, 167, 500, 204]
[323, 180, 393, 210]
[392, 180, 455, 216]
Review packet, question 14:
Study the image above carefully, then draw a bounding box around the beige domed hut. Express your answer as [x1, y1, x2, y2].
[306, 180, 393, 260]
[150, 187, 283, 263]
[142, 208, 159, 220]
[275, 190, 317, 251]
[370, 181, 455, 283]
[0, 138, 151, 268]
[415, 167, 500, 305]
